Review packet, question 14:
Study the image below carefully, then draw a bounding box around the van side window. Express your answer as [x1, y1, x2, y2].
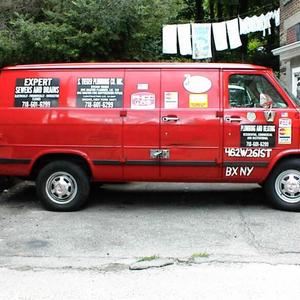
[229, 74, 287, 108]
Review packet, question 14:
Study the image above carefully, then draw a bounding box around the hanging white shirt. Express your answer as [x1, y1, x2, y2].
[239, 17, 248, 35]
[177, 24, 192, 55]
[212, 21, 228, 51]
[226, 18, 242, 49]
[162, 25, 177, 54]
[274, 8, 280, 27]
[192, 23, 212, 59]
[263, 11, 274, 36]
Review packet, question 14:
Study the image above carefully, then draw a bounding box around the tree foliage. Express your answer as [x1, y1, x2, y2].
[0, 0, 280, 69]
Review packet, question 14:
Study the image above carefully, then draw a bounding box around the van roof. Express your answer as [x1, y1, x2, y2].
[2, 62, 269, 71]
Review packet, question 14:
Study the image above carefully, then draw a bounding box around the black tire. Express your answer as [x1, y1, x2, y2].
[264, 159, 300, 211]
[36, 161, 90, 211]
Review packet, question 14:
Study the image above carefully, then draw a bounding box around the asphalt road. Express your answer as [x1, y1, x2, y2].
[1, 181, 300, 299]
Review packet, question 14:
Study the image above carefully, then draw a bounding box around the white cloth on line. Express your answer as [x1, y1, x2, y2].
[240, 15, 261, 34]
[177, 24, 192, 55]
[212, 21, 228, 51]
[273, 8, 280, 27]
[263, 11, 274, 36]
[226, 18, 242, 49]
[239, 16, 250, 35]
[257, 14, 265, 32]
[162, 25, 177, 54]
[192, 23, 212, 59]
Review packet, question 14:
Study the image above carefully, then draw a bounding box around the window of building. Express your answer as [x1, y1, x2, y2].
[296, 23, 300, 41]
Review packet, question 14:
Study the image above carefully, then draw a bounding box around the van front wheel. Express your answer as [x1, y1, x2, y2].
[264, 160, 300, 211]
[36, 161, 90, 211]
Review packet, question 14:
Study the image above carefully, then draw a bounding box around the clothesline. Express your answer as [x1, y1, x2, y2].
[168, 3, 277, 24]
[162, 8, 280, 60]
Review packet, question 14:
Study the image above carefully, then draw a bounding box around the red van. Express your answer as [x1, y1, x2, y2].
[0, 62, 300, 211]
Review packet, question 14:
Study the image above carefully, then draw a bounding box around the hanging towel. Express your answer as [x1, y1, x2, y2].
[177, 24, 192, 55]
[162, 25, 177, 54]
[212, 21, 228, 51]
[226, 18, 242, 49]
[192, 23, 212, 59]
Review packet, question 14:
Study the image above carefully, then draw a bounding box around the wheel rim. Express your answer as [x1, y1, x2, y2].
[275, 170, 300, 204]
[45, 172, 78, 205]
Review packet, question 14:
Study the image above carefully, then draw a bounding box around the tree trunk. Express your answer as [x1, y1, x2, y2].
[195, 0, 204, 22]
[239, 0, 249, 62]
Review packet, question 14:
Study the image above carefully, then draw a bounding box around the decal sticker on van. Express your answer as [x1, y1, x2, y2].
[77, 77, 123, 108]
[137, 83, 148, 90]
[189, 94, 208, 108]
[164, 92, 178, 109]
[131, 92, 155, 110]
[183, 75, 212, 93]
[278, 118, 292, 144]
[240, 124, 276, 148]
[14, 78, 60, 108]
[246, 112, 256, 122]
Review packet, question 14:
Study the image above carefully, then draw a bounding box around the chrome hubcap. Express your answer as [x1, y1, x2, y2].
[46, 172, 77, 205]
[275, 170, 300, 203]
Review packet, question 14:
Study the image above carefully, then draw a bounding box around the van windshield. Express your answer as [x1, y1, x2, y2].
[275, 76, 300, 107]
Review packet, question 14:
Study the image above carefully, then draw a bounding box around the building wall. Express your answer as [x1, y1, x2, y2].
[278, 0, 300, 92]
[280, 0, 300, 46]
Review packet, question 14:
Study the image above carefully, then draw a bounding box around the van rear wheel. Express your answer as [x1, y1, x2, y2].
[264, 159, 300, 211]
[36, 161, 90, 211]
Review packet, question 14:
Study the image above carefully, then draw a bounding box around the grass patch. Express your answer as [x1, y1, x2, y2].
[137, 255, 159, 262]
[191, 252, 209, 259]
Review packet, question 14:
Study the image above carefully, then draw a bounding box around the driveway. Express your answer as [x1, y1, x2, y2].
[1, 181, 300, 299]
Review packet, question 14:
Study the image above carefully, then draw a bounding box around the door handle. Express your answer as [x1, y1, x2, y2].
[162, 116, 179, 122]
[224, 116, 242, 123]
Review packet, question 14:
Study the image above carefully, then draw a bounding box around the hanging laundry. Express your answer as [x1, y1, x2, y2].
[273, 8, 280, 27]
[192, 23, 212, 59]
[212, 21, 228, 51]
[262, 11, 274, 36]
[239, 15, 262, 35]
[257, 14, 265, 32]
[162, 25, 177, 54]
[226, 18, 242, 49]
[239, 16, 250, 35]
[177, 24, 192, 55]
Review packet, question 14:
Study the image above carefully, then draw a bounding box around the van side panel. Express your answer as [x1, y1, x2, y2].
[0, 69, 124, 180]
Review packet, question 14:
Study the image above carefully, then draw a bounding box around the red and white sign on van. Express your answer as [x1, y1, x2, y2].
[131, 92, 156, 109]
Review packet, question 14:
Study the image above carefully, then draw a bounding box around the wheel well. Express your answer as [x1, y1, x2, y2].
[272, 155, 300, 170]
[263, 154, 300, 183]
[30, 154, 92, 180]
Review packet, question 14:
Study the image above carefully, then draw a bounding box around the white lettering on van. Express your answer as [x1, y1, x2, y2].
[224, 148, 272, 158]
[24, 78, 53, 86]
[225, 166, 254, 177]
[43, 86, 59, 93]
[15, 86, 32, 94]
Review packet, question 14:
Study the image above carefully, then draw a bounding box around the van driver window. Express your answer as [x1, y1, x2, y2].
[229, 74, 287, 108]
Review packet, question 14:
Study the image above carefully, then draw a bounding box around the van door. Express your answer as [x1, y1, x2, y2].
[223, 70, 299, 182]
[123, 69, 160, 180]
[160, 68, 222, 181]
